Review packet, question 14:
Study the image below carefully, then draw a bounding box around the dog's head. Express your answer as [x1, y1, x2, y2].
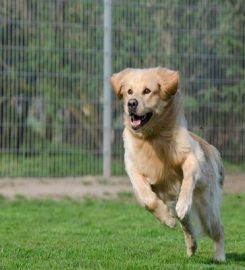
[111, 67, 179, 136]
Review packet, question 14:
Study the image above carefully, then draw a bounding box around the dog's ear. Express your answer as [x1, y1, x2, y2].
[156, 67, 179, 99]
[111, 68, 131, 99]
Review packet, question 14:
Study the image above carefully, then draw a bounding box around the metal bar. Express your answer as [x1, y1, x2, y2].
[103, 0, 112, 178]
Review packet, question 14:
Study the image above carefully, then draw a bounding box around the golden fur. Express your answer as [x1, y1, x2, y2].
[111, 67, 225, 261]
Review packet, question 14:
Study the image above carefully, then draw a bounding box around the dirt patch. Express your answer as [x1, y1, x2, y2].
[223, 174, 245, 193]
[0, 174, 244, 200]
[0, 177, 132, 200]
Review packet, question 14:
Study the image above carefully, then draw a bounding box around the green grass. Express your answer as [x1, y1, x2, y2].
[224, 161, 245, 174]
[0, 194, 244, 269]
[0, 152, 103, 177]
[0, 153, 123, 177]
[0, 153, 125, 177]
[0, 152, 244, 177]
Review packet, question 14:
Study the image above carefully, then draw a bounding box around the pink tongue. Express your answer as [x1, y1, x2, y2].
[131, 119, 141, 128]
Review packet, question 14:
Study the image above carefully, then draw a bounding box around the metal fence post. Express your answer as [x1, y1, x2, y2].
[103, 0, 112, 178]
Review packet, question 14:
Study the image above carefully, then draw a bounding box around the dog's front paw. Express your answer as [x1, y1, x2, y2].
[175, 200, 191, 220]
[164, 214, 176, 229]
[186, 242, 197, 257]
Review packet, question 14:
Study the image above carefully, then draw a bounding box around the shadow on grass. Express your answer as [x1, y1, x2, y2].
[226, 252, 245, 262]
[202, 253, 245, 265]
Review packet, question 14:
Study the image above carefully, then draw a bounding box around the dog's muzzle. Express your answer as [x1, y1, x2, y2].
[128, 98, 138, 114]
[130, 112, 153, 130]
[127, 99, 153, 130]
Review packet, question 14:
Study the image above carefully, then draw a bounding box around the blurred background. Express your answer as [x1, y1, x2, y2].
[0, 0, 244, 177]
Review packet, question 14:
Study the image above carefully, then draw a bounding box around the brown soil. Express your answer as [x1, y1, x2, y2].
[0, 174, 244, 200]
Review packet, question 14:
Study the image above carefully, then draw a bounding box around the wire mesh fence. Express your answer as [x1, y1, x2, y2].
[0, 0, 244, 177]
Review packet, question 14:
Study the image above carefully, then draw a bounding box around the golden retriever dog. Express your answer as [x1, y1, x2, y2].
[111, 67, 225, 262]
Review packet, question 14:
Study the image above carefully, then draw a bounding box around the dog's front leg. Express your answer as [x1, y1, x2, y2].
[176, 155, 197, 220]
[128, 170, 176, 228]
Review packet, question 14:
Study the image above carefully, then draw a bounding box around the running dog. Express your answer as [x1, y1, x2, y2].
[111, 67, 225, 261]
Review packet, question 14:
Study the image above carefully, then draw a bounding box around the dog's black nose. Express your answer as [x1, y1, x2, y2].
[128, 99, 138, 112]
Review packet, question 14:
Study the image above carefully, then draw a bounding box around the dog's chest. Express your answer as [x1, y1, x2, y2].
[124, 133, 182, 185]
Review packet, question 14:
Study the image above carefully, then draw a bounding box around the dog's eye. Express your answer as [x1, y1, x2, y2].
[143, 88, 151, 95]
[128, 89, 133, 95]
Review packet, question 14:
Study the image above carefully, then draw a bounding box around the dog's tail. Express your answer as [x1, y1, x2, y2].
[208, 144, 224, 188]
[190, 132, 224, 238]
[204, 145, 224, 188]
[190, 132, 224, 187]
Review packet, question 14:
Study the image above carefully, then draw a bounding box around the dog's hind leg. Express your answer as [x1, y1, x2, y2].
[205, 210, 225, 262]
[196, 201, 225, 262]
[212, 223, 225, 262]
[179, 214, 197, 257]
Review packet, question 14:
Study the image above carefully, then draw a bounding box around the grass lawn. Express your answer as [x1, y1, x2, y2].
[0, 194, 244, 270]
[0, 152, 244, 177]
[0, 153, 125, 177]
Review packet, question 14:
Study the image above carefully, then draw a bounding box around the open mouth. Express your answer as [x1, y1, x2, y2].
[130, 112, 153, 130]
